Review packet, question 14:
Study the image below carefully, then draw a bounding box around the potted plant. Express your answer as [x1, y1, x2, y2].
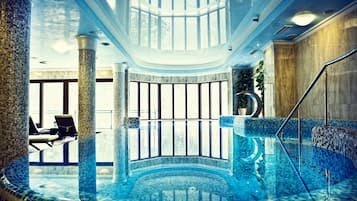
[234, 68, 253, 115]
[254, 60, 265, 115]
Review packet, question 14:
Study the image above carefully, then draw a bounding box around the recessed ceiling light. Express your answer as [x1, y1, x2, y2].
[292, 11, 316, 26]
[39, 61, 47, 64]
[101, 42, 110, 46]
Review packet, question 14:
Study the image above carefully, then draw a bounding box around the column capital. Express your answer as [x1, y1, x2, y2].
[76, 35, 97, 50]
[112, 62, 127, 73]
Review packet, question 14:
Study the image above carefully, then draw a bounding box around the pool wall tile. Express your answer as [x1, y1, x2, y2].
[312, 126, 357, 168]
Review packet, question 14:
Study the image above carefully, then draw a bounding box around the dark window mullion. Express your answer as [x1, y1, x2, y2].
[209, 121, 212, 158]
[63, 81, 69, 164]
[198, 83, 201, 119]
[185, 83, 188, 119]
[138, 129, 141, 160]
[39, 82, 44, 128]
[158, 83, 161, 119]
[148, 122, 151, 158]
[148, 83, 151, 120]
[198, 120, 202, 156]
[219, 81, 222, 115]
[172, 84, 175, 119]
[209, 82, 211, 119]
[137, 82, 141, 117]
[158, 121, 162, 156]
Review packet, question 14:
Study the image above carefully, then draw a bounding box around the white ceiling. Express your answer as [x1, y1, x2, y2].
[29, 0, 356, 73]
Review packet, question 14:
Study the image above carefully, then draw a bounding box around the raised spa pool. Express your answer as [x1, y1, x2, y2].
[2, 120, 357, 200]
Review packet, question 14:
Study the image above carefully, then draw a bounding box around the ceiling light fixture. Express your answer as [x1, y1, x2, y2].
[292, 11, 316, 26]
[51, 39, 74, 54]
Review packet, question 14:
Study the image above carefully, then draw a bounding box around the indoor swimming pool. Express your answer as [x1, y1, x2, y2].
[2, 120, 357, 200]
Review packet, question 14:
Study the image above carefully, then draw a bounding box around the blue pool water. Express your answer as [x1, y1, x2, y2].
[6, 120, 357, 200]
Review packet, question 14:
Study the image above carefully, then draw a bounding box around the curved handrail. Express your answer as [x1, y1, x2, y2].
[275, 48, 357, 137]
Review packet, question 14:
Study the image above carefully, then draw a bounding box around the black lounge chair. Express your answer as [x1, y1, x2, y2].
[29, 116, 60, 151]
[55, 114, 78, 137]
[29, 116, 52, 135]
[55, 114, 101, 137]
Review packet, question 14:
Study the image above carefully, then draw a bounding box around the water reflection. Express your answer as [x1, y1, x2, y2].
[22, 120, 357, 200]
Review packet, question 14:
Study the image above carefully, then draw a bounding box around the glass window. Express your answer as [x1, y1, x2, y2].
[161, 17, 172, 50]
[130, 9, 139, 45]
[174, 84, 186, 119]
[96, 82, 113, 129]
[209, 11, 218, 47]
[211, 121, 220, 158]
[200, 14, 208, 48]
[140, 12, 149, 47]
[150, 84, 159, 119]
[187, 84, 198, 118]
[131, 0, 139, 7]
[43, 145, 63, 162]
[174, 121, 186, 155]
[200, 83, 209, 119]
[201, 121, 210, 156]
[161, 121, 173, 155]
[219, 8, 226, 44]
[151, 0, 158, 7]
[186, 0, 197, 9]
[221, 128, 230, 159]
[150, 15, 158, 49]
[69, 141, 78, 163]
[161, 0, 172, 10]
[161, 84, 173, 119]
[129, 129, 139, 160]
[187, 120, 199, 155]
[211, 82, 220, 119]
[173, 17, 185, 51]
[221, 81, 228, 115]
[186, 17, 198, 50]
[200, 0, 207, 7]
[129, 82, 139, 117]
[43, 83, 63, 128]
[29, 83, 40, 124]
[174, 0, 184, 12]
[150, 121, 159, 157]
[140, 121, 149, 159]
[96, 133, 113, 162]
[140, 83, 149, 119]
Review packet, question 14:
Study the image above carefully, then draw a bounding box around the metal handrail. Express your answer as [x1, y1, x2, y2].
[274, 48, 357, 200]
[275, 48, 357, 137]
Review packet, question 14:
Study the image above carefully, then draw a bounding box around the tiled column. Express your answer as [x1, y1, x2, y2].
[76, 35, 97, 198]
[113, 62, 129, 183]
[0, 0, 31, 185]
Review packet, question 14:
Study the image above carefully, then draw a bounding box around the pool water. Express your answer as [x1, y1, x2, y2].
[28, 120, 357, 200]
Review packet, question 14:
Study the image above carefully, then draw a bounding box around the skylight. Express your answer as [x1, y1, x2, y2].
[130, 0, 227, 51]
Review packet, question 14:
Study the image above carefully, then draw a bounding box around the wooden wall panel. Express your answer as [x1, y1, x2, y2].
[295, 8, 357, 121]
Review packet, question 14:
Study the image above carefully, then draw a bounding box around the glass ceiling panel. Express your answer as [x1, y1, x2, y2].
[130, 0, 227, 51]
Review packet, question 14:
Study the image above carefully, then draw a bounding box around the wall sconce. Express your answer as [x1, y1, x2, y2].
[292, 11, 316, 26]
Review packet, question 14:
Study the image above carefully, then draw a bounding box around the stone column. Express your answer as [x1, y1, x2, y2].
[0, 0, 31, 186]
[112, 62, 129, 183]
[76, 35, 97, 198]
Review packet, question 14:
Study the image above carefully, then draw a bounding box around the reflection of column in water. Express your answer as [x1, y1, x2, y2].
[113, 127, 129, 183]
[325, 169, 330, 199]
[113, 62, 129, 183]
